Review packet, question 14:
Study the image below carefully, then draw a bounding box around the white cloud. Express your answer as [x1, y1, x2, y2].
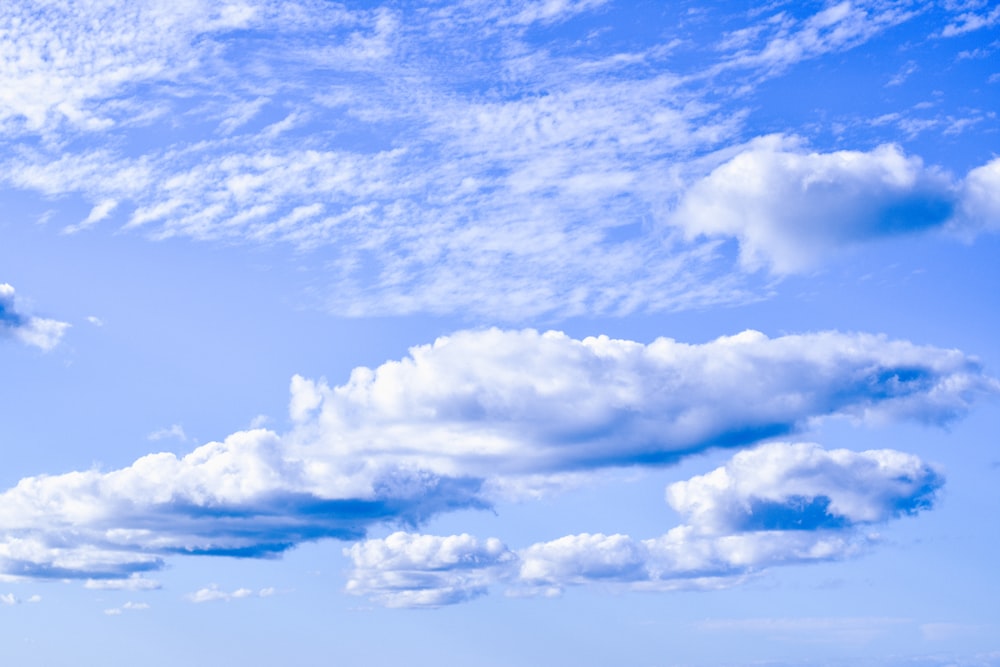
[0, 328, 990, 583]
[671, 136, 956, 273]
[0, 0, 297, 137]
[63, 199, 119, 234]
[84, 574, 161, 591]
[940, 4, 1000, 37]
[714, 2, 914, 77]
[345, 442, 943, 606]
[666, 442, 941, 534]
[287, 328, 991, 478]
[103, 601, 149, 616]
[187, 585, 272, 603]
[954, 158, 1000, 234]
[3, 1, 986, 318]
[345, 533, 516, 608]
[0, 283, 70, 351]
[147, 424, 188, 442]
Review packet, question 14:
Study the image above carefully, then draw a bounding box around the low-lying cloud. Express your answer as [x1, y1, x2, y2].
[347, 442, 944, 607]
[0, 328, 992, 592]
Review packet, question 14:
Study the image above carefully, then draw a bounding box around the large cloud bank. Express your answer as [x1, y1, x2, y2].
[0, 328, 992, 591]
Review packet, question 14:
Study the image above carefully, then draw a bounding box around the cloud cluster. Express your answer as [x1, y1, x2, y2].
[345, 442, 944, 606]
[0, 283, 69, 351]
[5, 2, 994, 319]
[0, 328, 991, 589]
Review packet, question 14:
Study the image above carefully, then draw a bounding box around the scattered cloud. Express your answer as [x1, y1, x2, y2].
[345, 442, 944, 606]
[713, 2, 915, 78]
[940, 4, 1000, 37]
[345, 533, 516, 608]
[84, 574, 161, 591]
[104, 601, 149, 616]
[0, 283, 70, 351]
[187, 585, 274, 603]
[1, 592, 41, 605]
[0, 328, 990, 587]
[147, 424, 189, 442]
[3, 1, 983, 320]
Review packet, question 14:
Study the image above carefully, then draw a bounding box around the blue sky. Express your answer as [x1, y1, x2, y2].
[1, 0, 999, 664]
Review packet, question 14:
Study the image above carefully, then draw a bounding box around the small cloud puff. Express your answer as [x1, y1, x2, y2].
[186, 585, 275, 603]
[0, 284, 70, 351]
[147, 424, 188, 442]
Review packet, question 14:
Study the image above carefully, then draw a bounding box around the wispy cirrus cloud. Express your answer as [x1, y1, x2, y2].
[0, 328, 991, 589]
[5, 1, 993, 320]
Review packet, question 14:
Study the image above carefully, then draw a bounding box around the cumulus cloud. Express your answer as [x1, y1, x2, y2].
[672, 136, 957, 273]
[286, 328, 991, 477]
[666, 442, 942, 534]
[0, 328, 990, 586]
[954, 158, 1000, 234]
[345, 443, 944, 606]
[345, 533, 516, 608]
[0, 283, 69, 351]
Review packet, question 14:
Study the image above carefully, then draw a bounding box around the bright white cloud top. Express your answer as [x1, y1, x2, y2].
[0, 329, 992, 592]
[1, 0, 998, 664]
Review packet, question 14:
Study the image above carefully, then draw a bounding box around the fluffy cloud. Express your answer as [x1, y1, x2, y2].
[0, 328, 990, 587]
[345, 442, 944, 606]
[345, 533, 516, 608]
[672, 136, 957, 273]
[286, 328, 991, 477]
[0, 283, 69, 351]
[954, 158, 1000, 234]
[666, 442, 941, 533]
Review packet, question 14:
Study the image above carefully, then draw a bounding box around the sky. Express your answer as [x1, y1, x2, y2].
[0, 0, 999, 665]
